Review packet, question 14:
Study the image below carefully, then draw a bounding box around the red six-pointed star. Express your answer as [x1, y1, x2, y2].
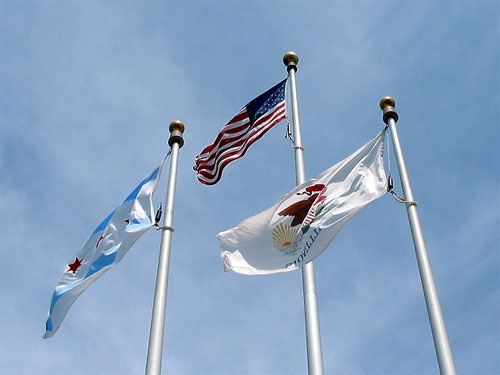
[67, 257, 82, 273]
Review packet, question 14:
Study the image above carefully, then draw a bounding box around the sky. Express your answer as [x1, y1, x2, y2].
[1, 1, 499, 374]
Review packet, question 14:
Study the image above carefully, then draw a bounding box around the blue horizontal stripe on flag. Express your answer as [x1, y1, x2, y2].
[48, 248, 118, 314]
[46, 275, 93, 333]
[46, 317, 53, 332]
[92, 210, 115, 235]
[126, 216, 152, 232]
[48, 281, 82, 314]
[45, 246, 119, 334]
[85, 248, 118, 279]
[123, 167, 160, 203]
[91, 167, 159, 235]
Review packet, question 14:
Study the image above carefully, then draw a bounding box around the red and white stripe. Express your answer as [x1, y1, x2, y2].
[194, 101, 286, 185]
[302, 206, 317, 228]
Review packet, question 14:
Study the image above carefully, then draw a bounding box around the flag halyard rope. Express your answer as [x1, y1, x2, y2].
[155, 150, 173, 231]
[387, 173, 418, 206]
[155, 225, 174, 232]
[385, 129, 417, 207]
[284, 120, 304, 151]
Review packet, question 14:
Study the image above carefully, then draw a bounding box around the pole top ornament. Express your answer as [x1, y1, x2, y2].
[169, 120, 185, 134]
[168, 120, 185, 148]
[379, 97, 396, 110]
[379, 97, 398, 124]
[283, 51, 299, 69]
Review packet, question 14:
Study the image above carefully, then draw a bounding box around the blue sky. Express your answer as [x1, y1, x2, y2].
[1, 1, 498, 374]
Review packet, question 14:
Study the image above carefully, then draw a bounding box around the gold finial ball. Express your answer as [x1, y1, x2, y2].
[379, 97, 396, 110]
[169, 120, 185, 134]
[283, 51, 299, 66]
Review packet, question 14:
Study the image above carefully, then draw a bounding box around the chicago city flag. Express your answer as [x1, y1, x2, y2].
[43, 161, 164, 338]
[219, 130, 387, 275]
[194, 78, 287, 185]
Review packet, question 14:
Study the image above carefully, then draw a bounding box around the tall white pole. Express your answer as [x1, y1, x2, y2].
[284, 52, 324, 375]
[145, 121, 185, 375]
[380, 98, 456, 375]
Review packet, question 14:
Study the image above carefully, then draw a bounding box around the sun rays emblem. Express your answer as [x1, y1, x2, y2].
[272, 223, 300, 255]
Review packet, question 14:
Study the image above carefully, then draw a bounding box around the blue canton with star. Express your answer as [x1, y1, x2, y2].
[246, 79, 287, 124]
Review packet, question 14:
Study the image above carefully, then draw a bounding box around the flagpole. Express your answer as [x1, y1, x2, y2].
[284, 51, 324, 375]
[380, 98, 456, 375]
[145, 121, 185, 375]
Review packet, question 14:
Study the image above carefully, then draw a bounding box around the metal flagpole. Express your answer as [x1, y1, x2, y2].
[145, 121, 185, 375]
[284, 51, 324, 375]
[380, 98, 457, 375]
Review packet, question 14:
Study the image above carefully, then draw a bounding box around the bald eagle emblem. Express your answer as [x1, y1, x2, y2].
[271, 184, 327, 255]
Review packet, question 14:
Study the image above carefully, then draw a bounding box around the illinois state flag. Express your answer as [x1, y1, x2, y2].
[43, 161, 164, 338]
[219, 130, 387, 275]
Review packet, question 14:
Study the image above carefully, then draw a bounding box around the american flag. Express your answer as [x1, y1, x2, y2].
[194, 78, 288, 185]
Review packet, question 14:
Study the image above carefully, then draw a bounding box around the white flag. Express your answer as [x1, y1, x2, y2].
[44, 160, 164, 338]
[219, 130, 387, 275]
